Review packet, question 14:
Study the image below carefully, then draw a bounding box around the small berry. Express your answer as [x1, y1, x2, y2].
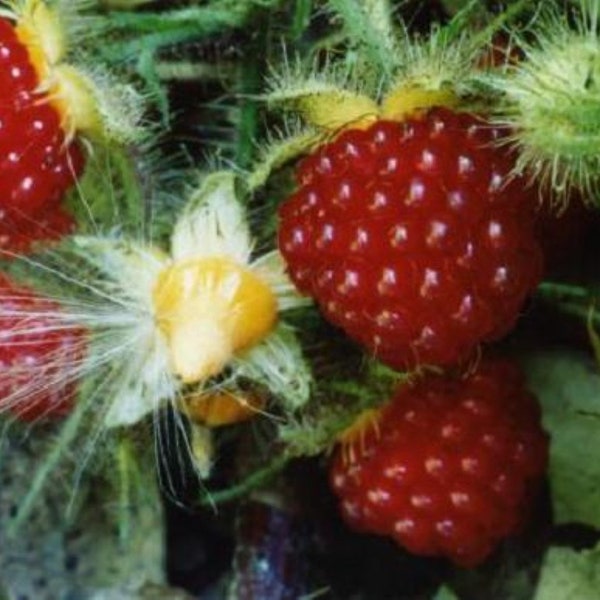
[0, 15, 85, 252]
[329, 359, 549, 567]
[278, 108, 543, 369]
[0, 274, 85, 421]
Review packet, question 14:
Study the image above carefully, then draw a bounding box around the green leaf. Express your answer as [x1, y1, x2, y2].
[534, 544, 600, 600]
[522, 351, 600, 529]
[65, 142, 146, 235]
[432, 584, 460, 600]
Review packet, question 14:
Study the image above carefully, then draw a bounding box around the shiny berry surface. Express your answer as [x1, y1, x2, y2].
[329, 360, 549, 567]
[278, 108, 543, 369]
[0, 275, 84, 421]
[0, 19, 84, 253]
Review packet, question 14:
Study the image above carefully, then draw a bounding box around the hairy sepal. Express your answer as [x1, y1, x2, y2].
[71, 236, 168, 304]
[251, 250, 311, 312]
[101, 323, 176, 427]
[266, 55, 378, 131]
[278, 361, 407, 457]
[232, 324, 312, 412]
[485, 1, 600, 203]
[54, 173, 308, 425]
[265, 21, 483, 140]
[172, 171, 252, 263]
[282, 89, 378, 131]
[327, 0, 399, 77]
[381, 27, 479, 118]
[247, 123, 321, 192]
[6, 0, 146, 143]
[56, 238, 177, 427]
[8, 0, 67, 65]
[67, 62, 147, 143]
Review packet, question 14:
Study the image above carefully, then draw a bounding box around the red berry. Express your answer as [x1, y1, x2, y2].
[278, 108, 543, 369]
[0, 203, 76, 256]
[329, 359, 548, 567]
[0, 18, 85, 252]
[0, 274, 85, 421]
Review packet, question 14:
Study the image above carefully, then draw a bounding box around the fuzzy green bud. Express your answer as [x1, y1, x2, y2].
[488, 2, 600, 203]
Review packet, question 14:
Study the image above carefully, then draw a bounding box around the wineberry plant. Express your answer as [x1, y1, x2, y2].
[1, 1, 599, 599]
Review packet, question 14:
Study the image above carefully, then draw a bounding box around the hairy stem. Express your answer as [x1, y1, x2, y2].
[537, 281, 592, 302]
[470, 0, 535, 47]
[328, 0, 398, 79]
[7, 399, 89, 536]
[536, 281, 600, 327]
[200, 453, 291, 507]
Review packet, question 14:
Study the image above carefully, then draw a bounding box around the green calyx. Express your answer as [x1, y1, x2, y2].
[487, 2, 600, 202]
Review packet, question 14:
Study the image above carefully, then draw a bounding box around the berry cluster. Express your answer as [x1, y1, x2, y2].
[279, 107, 542, 369]
[0, 18, 84, 255]
[329, 360, 549, 567]
[0, 0, 568, 584]
[277, 100, 551, 566]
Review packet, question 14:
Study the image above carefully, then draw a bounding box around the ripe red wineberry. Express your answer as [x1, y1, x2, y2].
[279, 107, 543, 369]
[329, 359, 549, 567]
[0, 18, 84, 253]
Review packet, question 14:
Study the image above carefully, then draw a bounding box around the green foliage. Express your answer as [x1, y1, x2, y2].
[278, 361, 410, 457]
[327, 0, 399, 79]
[7, 398, 89, 536]
[94, 0, 285, 122]
[6, 0, 600, 596]
[65, 143, 147, 233]
[97, 0, 283, 61]
[523, 351, 600, 529]
[432, 585, 460, 600]
[534, 543, 600, 600]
